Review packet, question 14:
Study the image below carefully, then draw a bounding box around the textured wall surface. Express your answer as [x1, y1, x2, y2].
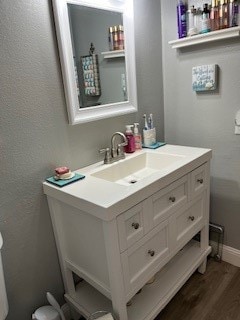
[161, 1, 240, 250]
[0, 0, 163, 319]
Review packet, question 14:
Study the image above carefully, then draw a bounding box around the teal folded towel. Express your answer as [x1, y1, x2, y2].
[46, 173, 85, 187]
[142, 142, 166, 149]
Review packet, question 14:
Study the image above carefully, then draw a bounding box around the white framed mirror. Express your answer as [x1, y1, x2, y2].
[52, 0, 137, 125]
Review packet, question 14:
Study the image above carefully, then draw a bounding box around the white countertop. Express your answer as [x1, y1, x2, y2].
[43, 145, 212, 220]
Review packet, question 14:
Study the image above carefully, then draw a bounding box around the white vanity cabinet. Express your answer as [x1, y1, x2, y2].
[43, 145, 212, 320]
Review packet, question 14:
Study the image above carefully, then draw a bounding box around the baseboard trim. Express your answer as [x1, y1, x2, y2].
[222, 245, 240, 268]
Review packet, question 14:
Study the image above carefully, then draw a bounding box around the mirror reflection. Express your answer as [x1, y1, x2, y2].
[68, 4, 127, 109]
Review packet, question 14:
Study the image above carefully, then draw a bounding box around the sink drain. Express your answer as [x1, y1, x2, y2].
[129, 179, 138, 184]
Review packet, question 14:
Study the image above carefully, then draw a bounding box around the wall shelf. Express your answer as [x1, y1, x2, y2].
[169, 26, 240, 49]
[101, 50, 125, 59]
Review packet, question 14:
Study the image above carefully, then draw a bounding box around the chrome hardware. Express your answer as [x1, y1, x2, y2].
[197, 178, 203, 184]
[132, 222, 140, 230]
[148, 249, 155, 257]
[111, 132, 128, 160]
[169, 196, 176, 203]
[99, 132, 128, 164]
[188, 216, 195, 221]
[99, 148, 111, 164]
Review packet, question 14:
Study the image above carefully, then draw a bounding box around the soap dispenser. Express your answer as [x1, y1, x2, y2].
[124, 125, 135, 153]
[133, 123, 142, 150]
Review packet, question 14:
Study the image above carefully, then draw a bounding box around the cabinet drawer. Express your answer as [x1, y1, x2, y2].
[173, 194, 205, 248]
[152, 175, 188, 227]
[117, 202, 146, 252]
[121, 220, 169, 296]
[190, 163, 207, 199]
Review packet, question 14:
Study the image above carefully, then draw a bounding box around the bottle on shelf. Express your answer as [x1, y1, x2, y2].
[219, 0, 226, 29]
[229, 0, 239, 27]
[108, 27, 114, 51]
[233, 0, 239, 27]
[201, 3, 211, 33]
[210, 0, 220, 31]
[195, 7, 203, 34]
[113, 26, 119, 50]
[187, 6, 198, 36]
[117, 25, 124, 50]
[223, 0, 229, 28]
[176, 0, 187, 38]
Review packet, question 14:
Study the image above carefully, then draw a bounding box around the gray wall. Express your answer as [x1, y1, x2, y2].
[0, 0, 163, 319]
[161, 1, 240, 249]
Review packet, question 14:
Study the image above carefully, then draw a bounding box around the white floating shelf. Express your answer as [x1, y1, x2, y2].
[169, 26, 240, 49]
[101, 49, 125, 59]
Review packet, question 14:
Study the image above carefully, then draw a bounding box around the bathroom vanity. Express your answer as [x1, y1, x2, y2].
[43, 145, 212, 320]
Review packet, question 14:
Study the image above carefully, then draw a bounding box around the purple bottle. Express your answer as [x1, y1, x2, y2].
[177, 0, 187, 38]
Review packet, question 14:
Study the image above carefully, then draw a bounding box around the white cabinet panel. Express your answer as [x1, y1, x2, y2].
[121, 220, 169, 296]
[152, 175, 188, 227]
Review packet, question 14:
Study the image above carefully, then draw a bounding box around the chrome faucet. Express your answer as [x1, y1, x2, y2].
[111, 132, 128, 159]
[99, 132, 128, 164]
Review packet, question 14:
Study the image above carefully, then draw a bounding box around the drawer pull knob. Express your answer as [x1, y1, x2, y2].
[148, 250, 155, 257]
[132, 222, 140, 230]
[197, 178, 203, 184]
[169, 196, 176, 203]
[188, 216, 195, 221]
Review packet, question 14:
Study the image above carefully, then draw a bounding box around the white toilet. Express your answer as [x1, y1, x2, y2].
[0, 232, 8, 320]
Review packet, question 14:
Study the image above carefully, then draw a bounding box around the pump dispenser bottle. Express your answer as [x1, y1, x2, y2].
[124, 125, 135, 153]
[133, 123, 142, 150]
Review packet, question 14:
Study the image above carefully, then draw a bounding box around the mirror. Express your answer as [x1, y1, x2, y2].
[52, 0, 137, 125]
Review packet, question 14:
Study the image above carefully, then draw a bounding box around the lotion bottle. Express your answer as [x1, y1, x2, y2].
[133, 123, 142, 150]
[177, 0, 187, 38]
[124, 125, 135, 153]
[201, 3, 211, 33]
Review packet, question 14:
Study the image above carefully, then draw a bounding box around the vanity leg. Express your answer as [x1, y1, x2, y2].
[198, 258, 207, 274]
[103, 220, 128, 320]
[48, 198, 76, 295]
[198, 223, 209, 274]
[198, 169, 210, 275]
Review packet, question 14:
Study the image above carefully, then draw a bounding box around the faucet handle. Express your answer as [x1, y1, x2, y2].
[99, 147, 112, 164]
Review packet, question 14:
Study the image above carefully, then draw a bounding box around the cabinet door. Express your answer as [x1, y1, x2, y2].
[190, 163, 207, 199]
[117, 202, 145, 252]
[152, 175, 188, 228]
[171, 194, 205, 250]
[121, 220, 169, 297]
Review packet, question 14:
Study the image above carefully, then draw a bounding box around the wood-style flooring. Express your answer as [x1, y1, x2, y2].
[155, 258, 240, 320]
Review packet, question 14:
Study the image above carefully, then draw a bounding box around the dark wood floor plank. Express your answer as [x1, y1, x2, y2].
[154, 259, 240, 320]
[204, 268, 240, 320]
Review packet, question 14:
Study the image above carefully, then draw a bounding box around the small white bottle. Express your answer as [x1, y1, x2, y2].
[187, 6, 198, 36]
[133, 123, 142, 150]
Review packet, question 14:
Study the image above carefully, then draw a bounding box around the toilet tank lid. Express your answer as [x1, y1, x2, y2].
[0, 233, 3, 250]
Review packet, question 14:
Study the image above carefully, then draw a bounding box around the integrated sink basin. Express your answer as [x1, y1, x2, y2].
[44, 144, 212, 215]
[91, 151, 185, 186]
